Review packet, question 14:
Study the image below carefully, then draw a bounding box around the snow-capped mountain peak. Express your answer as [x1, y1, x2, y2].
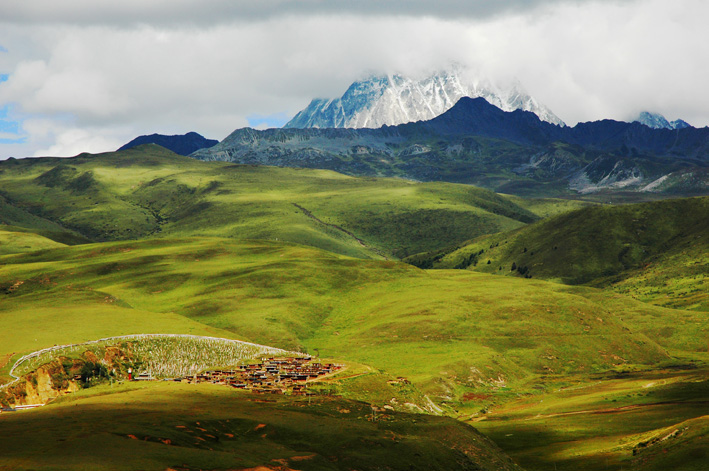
[285, 69, 565, 129]
[634, 111, 691, 130]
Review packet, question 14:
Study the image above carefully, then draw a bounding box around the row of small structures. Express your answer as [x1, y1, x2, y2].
[137, 356, 343, 395]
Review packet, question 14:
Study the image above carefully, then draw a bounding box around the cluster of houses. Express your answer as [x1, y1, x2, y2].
[169, 357, 342, 395]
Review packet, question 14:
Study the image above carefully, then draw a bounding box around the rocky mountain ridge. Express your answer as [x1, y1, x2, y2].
[634, 111, 690, 130]
[192, 97, 709, 196]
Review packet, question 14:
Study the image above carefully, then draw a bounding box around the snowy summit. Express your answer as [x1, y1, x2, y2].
[285, 69, 565, 129]
[634, 111, 690, 130]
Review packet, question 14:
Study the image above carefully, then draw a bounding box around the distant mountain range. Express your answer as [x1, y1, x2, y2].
[191, 97, 709, 196]
[634, 111, 690, 130]
[285, 69, 565, 129]
[119, 132, 217, 156]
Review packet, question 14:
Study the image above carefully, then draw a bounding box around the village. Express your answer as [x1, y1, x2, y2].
[1, 357, 343, 413]
[155, 356, 343, 395]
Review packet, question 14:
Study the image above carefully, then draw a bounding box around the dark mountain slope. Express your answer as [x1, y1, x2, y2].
[192, 98, 709, 196]
[408, 196, 709, 309]
[119, 131, 218, 156]
[415, 97, 564, 144]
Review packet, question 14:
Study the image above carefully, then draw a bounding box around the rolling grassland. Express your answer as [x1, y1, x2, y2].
[3, 236, 704, 391]
[0, 234, 704, 470]
[0, 145, 537, 259]
[0, 148, 706, 470]
[409, 196, 709, 311]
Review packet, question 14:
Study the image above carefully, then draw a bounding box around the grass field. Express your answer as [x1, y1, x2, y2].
[0, 145, 540, 259]
[0, 381, 522, 471]
[1, 152, 707, 470]
[501, 194, 596, 218]
[2, 236, 705, 403]
[0, 227, 67, 255]
[409, 196, 709, 312]
[0, 195, 91, 246]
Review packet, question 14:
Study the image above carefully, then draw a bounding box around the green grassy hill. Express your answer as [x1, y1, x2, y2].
[475, 367, 709, 471]
[2, 151, 707, 471]
[629, 415, 709, 471]
[0, 194, 91, 246]
[2, 236, 705, 401]
[0, 145, 538, 259]
[501, 194, 595, 218]
[409, 196, 709, 310]
[0, 227, 68, 256]
[2, 232, 705, 471]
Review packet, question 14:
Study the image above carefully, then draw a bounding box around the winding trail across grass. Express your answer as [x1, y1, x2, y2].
[292, 203, 389, 259]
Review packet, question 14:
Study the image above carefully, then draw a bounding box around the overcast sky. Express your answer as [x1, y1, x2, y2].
[0, 0, 707, 158]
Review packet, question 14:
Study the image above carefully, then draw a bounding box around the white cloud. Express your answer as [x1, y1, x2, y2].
[17, 117, 125, 157]
[0, 0, 708, 158]
[32, 128, 123, 158]
[0, 0, 625, 26]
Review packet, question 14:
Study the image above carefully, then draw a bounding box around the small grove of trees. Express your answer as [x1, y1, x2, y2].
[511, 262, 532, 278]
[79, 362, 108, 384]
[49, 359, 109, 390]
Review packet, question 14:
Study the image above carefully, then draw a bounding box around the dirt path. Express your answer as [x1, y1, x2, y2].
[312, 364, 378, 384]
[306, 364, 352, 384]
[292, 203, 388, 259]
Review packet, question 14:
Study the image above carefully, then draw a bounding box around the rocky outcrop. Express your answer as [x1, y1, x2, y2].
[2, 361, 81, 407]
